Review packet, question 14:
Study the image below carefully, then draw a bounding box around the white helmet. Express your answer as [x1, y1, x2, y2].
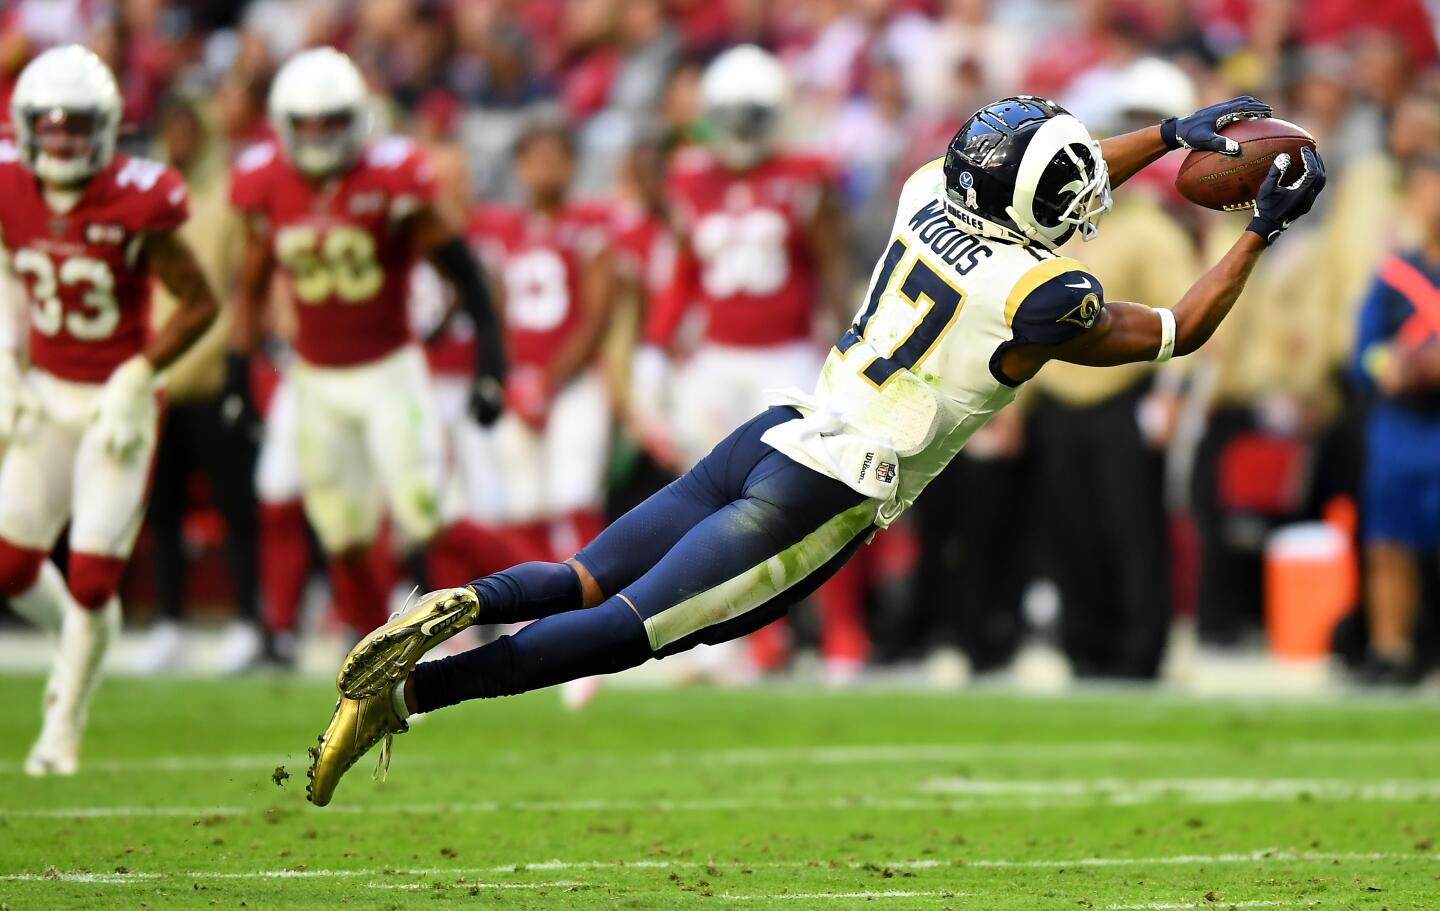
[1115, 58, 1196, 121]
[268, 47, 371, 178]
[9, 45, 122, 186]
[700, 44, 789, 170]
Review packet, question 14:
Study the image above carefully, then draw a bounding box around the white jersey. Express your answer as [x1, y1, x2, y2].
[764, 158, 1103, 525]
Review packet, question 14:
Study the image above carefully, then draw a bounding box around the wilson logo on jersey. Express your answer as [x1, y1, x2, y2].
[1058, 292, 1101, 329]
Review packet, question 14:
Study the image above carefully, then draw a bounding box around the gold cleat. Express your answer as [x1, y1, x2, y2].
[336, 586, 481, 699]
[306, 691, 407, 807]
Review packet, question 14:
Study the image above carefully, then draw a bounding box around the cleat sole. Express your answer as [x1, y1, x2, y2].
[335, 594, 477, 699]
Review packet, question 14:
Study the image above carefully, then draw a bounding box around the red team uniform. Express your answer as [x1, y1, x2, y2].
[648, 148, 837, 467]
[0, 145, 186, 584]
[467, 201, 613, 558]
[231, 136, 504, 630]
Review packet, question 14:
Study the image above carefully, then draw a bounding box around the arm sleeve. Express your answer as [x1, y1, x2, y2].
[1007, 259, 1105, 347]
[431, 236, 505, 382]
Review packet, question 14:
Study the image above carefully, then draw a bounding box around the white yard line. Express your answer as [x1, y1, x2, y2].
[2, 739, 1437, 775]
[3, 850, 1432, 884]
[11, 773, 1440, 820]
[919, 777, 1440, 803]
[368, 880, 587, 891]
[1106, 903, 1292, 910]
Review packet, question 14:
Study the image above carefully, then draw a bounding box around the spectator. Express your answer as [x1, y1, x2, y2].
[1350, 155, 1440, 683]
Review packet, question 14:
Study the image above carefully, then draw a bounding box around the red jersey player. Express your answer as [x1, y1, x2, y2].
[629, 45, 862, 680]
[633, 44, 845, 470]
[0, 46, 219, 774]
[227, 48, 510, 635]
[468, 119, 617, 561]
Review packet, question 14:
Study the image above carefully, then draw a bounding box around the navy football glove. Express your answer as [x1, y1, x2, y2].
[1247, 147, 1326, 245]
[1161, 96, 1273, 155]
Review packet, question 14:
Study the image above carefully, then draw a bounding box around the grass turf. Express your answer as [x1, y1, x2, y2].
[1, 675, 1438, 910]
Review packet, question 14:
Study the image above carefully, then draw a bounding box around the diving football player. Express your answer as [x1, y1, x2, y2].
[305, 94, 1325, 805]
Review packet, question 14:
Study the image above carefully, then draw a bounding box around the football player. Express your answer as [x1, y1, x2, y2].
[305, 95, 1326, 806]
[632, 44, 859, 676]
[0, 47, 220, 774]
[632, 45, 844, 470]
[226, 48, 510, 635]
[467, 119, 617, 562]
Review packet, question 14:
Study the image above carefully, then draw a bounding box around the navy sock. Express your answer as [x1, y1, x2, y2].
[470, 561, 583, 624]
[412, 597, 651, 710]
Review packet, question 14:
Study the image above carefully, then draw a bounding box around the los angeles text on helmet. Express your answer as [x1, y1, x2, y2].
[907, 199, 994, 276]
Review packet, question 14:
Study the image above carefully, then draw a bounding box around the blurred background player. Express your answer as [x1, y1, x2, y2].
[225, 48, 510, 638]
[0, 46, 218, 772]
[632, 45, 867, 678]
[468, 117, 618, 563]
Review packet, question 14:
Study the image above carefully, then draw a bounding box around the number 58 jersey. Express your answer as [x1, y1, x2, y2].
[763, 157, 1104, 525]
[230, 138, 436, 367]
[0, 144, 188, 384]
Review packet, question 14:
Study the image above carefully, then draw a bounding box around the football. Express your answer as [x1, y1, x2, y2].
[1174, 117, 1317, 211]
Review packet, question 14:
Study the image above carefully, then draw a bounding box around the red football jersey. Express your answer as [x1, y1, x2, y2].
[0, 144, 188, 383]
[660, 148, 834, 348]
[467, 201, 610, 370]
[230, 137, 437, 368]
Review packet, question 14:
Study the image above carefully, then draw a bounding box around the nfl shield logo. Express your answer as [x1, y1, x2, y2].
[876, 461, 896, 484]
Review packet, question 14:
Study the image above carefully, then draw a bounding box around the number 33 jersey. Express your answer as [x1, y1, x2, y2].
[230, 137, 436, 367]
[0, 143, 188, 383]
[763, 157, 1104, 525]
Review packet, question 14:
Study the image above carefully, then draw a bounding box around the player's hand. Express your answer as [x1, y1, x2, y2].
[94, 355, 158, 461]
[1247, 147, 1326, 244]
[219, 352, 263, 442]
[503, 366, 550, 431]
[0, 352, 41, 443]
[1162, 96, 1272, 155]
[468, 374, 504, 427]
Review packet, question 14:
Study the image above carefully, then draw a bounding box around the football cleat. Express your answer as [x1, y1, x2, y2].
[25, 684, 79, 777]
[335, 587, 480, 699]
[306, 691, 407, 807]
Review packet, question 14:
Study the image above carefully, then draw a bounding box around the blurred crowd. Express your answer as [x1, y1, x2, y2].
[3, 0, 1440, 686]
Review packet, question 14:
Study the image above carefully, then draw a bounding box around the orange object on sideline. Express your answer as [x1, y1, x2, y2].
[1263, 513, 1358, 660]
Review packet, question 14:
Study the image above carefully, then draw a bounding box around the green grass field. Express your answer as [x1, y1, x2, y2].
[1, 675, 1438, 910]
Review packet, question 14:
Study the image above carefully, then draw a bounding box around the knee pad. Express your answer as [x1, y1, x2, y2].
[67, 553, 126, 610]
[0, 538, 45, 597]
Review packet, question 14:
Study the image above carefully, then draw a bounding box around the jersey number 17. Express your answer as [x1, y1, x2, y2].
[836, 238, 965, 388]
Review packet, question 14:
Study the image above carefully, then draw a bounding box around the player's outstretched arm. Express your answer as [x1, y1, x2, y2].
[143, 230, 221, 370]
[1005, 149, 1326, 379]
[1101, 96, 1272, 189]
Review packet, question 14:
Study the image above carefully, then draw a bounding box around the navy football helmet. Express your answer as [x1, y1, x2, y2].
[943, 96, 1111, 249]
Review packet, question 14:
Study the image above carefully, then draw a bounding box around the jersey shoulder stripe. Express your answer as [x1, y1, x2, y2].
[908, 156, 944, 183]
[1004, 256, 1092, 326]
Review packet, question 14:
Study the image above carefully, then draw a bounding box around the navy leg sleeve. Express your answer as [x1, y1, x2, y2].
[470, 561, 583, 624]
[412, 598, 649, 709]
